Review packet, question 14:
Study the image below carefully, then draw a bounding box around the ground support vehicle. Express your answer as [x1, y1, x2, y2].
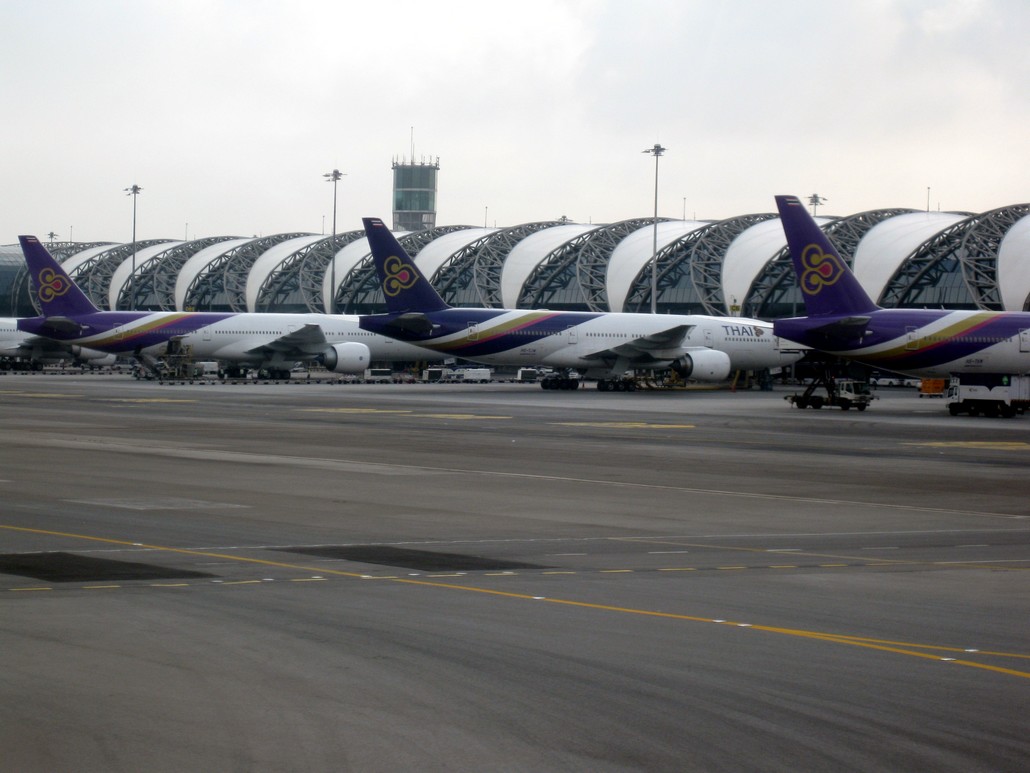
[919, 378, 947, 397]
[946, 375, 1029, 417]
[786, 375, 874, 411]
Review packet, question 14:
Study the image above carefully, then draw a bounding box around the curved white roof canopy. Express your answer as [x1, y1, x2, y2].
[175, 238, 253, 310]
[245, 234, 324, 312]
[415, 228, 498, 280]
[853, 212, 967, 303]
[323, 232, 410, 308]
[998, 213, 1030, 311]
[108, 242, 184, 309]
[60, 244, 121, 279]
[607, 221, 706, 313]
[500, 224, 596, 308]
[722, 218, 830, 315]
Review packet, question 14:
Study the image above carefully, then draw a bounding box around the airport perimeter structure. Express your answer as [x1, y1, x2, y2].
[3, 203, 1029, 318]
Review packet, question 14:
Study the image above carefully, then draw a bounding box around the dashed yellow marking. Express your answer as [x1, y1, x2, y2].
[419, 413, 512, 420]
[904, 441, 1030, 451]
[297, 408, 510, 420]
[298, 408, 412, 414]
[99, 398, 197, 404]
[553, 421, 695, 429]
[0, 392, 72, 398]
[6, 524, 1029, 681]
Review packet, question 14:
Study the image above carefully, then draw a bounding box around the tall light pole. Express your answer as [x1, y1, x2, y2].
[124, 184, 142, 310]
[323, 169, 345, 314]
[642, 143, 665, 313]
[808, 193, 827, 216]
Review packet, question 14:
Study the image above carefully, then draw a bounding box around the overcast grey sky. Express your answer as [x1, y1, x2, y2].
[2, 0, 1027, 244]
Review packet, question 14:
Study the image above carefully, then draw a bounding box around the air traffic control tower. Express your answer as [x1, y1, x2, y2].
[392, 156, 440, 232]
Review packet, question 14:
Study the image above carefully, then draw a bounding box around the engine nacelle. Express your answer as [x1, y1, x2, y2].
[671, 349, 732, 382]
[71, 346, 117, 366]
[321, 341, 371, 374]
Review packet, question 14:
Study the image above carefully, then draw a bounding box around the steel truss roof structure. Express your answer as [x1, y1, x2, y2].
[5, 202, 1030, 322]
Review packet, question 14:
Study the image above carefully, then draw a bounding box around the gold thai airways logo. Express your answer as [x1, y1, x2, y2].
[37, 268, 71, 303]
[799, 243, 844, 296]
[383, 254, 419, 297]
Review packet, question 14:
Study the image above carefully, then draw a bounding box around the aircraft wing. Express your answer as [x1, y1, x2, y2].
[1, 334, 76, 358]
[581, 323, 694, 363]
[243, 323, 332, 357]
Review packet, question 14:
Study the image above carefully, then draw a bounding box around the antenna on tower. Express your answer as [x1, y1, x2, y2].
[410, 126, 415, 161]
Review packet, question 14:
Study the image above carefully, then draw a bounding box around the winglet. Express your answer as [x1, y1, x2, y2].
[19, 235, 101, 316]
[775, 196, 879, 317]
[362, 218, 450, 314]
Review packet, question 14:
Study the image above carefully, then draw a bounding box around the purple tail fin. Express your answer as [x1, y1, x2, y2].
[19, 235, 100, 316]
[362, 218, 450, 313]
[775, 195, 879, 317]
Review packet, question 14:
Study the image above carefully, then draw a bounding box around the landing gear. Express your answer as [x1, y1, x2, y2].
[540, 374, 581, 390]
[596, 378, 637, 392]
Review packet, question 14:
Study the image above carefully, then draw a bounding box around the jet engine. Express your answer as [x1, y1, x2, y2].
[70, 346, 117, 366]
[671, 349, 732, 382]
[321, 341, 371, 374]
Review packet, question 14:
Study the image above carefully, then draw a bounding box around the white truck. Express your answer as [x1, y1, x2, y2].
[448, 368, 492, 383]
[946, 375, 1030, 417]
[363, 368, 394, 383]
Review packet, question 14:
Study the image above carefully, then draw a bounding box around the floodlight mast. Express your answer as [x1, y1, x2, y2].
[124, 184, 143, 310]
[642, 143, 666, 314]
[323, 169, 346, 314]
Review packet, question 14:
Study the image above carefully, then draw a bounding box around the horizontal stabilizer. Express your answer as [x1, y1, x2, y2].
[39, 316, 85, 335]
[388, 313, 438, 335]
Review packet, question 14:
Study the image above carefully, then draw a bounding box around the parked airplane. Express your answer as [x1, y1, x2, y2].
[1, 317, 115, 369]
[15, 235, 443, 377]
[358, 217, 803, 390]
[773, 194, 1030, 376]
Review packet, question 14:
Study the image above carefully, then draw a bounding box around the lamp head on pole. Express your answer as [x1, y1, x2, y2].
[323, 169, 346, 183]
[642, 143, 666, 157]
[124, 184, 143, 196]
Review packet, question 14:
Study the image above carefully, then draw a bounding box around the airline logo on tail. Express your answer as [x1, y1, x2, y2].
[383, 255, 419, 297]
[38, 268, 72, 303]
[799, 244, 846, 296]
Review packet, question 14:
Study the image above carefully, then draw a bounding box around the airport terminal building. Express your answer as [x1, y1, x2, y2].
[3, 203, 1029, 319]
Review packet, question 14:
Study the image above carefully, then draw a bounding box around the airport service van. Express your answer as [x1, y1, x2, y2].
[946, 375, 1030, 417]
[364, 368, 394, 382]
[421, 367, 492, 383]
